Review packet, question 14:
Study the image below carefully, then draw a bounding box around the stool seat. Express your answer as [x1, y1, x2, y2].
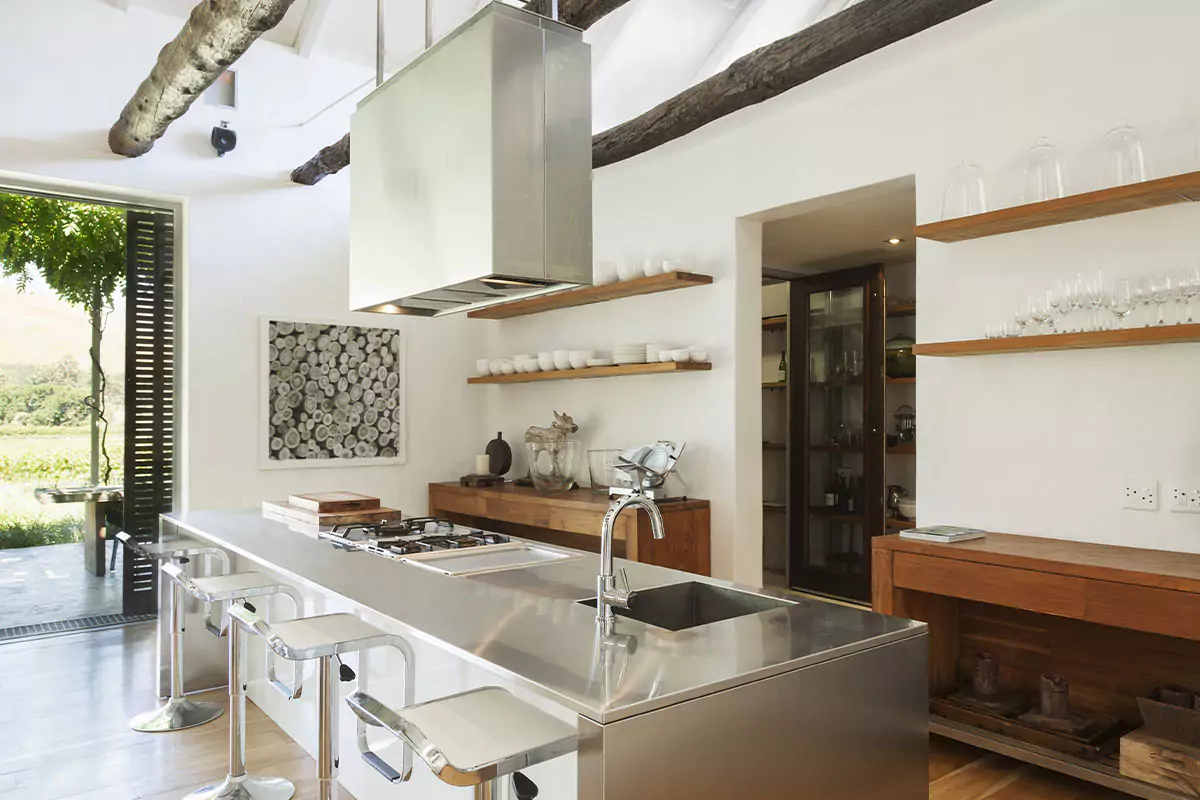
[402, 688, 575, 785]
[268, 613, 394, 660]
[189, 572, 296, 603]
[349, 687, 577, 788]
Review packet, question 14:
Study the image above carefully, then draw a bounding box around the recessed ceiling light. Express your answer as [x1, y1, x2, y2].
[885, 237, 905, 245]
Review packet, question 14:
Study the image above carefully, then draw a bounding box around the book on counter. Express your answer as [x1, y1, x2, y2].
[898, 525, 986, 543]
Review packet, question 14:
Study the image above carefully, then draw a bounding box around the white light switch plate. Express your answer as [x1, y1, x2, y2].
[1123, 481, 1158, 511]
[1169, 487, 1200, 514]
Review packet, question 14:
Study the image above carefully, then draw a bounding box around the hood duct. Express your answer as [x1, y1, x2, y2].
[349, 2, 593, 317]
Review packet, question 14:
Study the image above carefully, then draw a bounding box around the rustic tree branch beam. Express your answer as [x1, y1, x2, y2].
[592, 0, 994, 168]
[109, 0, 298, 158]
[289, 0, 633, 185]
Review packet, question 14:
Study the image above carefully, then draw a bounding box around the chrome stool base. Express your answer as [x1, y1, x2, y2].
[130, 696, 224, 733]
[184, 774, 295, 800]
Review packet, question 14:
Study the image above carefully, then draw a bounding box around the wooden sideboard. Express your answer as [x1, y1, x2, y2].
[428, 482, 711, 576]
[874, 532, 1200, 799]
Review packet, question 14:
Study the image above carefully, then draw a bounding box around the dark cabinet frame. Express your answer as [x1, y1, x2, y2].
[786, 264, 886, 601]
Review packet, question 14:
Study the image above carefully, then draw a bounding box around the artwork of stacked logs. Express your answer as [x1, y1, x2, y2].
[266, 321, 401, 462]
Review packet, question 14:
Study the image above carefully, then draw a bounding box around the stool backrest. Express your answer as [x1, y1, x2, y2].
[115, 530, 152, 560]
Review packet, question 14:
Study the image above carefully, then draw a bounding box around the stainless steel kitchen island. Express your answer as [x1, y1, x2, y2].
[163, 509, 928, 799]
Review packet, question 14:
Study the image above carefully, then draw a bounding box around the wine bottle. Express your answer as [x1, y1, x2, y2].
[824, 472, 838, 509]
[778, 347, 787, 381]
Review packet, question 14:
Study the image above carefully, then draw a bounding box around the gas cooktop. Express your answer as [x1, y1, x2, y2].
[318, 517, 510, 560]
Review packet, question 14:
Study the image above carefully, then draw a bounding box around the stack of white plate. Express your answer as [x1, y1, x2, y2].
[613, 344, 647, 365]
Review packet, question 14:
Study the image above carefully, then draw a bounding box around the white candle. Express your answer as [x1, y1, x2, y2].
[475, 454, 491, 475]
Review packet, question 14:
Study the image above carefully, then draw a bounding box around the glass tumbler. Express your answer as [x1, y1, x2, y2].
[1022, 137, 1066, 203]
[942, 162, 988, 219]
[1099, 125, 1147, 188]
[587, 449, 623, 494]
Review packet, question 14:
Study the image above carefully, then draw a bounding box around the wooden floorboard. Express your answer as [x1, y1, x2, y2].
[0, 624, 353, 800]
[0, 623, 1132, 800]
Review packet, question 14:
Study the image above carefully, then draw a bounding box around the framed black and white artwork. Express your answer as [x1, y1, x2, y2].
[260, 318, 405, 469]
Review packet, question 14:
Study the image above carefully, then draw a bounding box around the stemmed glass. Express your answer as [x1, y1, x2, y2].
[1150, 275, 1174, 325]
[1029, 292, 1052, 335]
[1014, 302, 1031, 336]
[1084, 271, 1105, 331]
[1110, 280, 1135, 329]
[1135, 277, 1156, 327]
[1048, 281, 1070, 333]
[1068, 274, 1087, 332]
[1177, 268, 1200, 324]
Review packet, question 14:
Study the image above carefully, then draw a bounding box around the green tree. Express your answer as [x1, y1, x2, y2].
[29, 355, 85, 387]
[0, 194, 126, 483]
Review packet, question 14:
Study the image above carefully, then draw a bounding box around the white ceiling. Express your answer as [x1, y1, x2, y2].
[761, 178, 916, 276]
[119, 0, 862, 133]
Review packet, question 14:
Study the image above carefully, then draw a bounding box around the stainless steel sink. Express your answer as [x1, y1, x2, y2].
[577, 581, 795, 631]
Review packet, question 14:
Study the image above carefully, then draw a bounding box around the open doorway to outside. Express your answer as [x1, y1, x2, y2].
[757, 177, 916, 603]
[0, 188, 176, 639]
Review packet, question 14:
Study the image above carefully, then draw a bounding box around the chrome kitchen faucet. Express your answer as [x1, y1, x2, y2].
[597, 480, 665, 626]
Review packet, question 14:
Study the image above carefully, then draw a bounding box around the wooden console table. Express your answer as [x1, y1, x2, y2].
[428, 482, 711, 576]
[873, 532, 1200, 800]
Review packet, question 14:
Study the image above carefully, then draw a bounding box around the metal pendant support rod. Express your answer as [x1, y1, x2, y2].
[376, 0, 386, 87]
[425, 0, 433, 49]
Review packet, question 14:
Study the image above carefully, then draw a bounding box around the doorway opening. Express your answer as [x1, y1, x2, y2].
[756, 177, 916, 603]
[0, 187, 177, 639]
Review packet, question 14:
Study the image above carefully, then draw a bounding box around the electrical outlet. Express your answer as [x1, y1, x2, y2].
[1169, 487, 1200, 514]
[1123, 482, 1158, 511]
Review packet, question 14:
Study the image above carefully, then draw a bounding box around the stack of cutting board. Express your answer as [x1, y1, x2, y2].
[262, 491, 399, 530]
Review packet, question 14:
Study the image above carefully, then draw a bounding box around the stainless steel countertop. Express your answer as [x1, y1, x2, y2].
[167, 509, 924, 723]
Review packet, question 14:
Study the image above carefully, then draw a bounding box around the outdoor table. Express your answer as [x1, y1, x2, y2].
[34, 486, 124, 577]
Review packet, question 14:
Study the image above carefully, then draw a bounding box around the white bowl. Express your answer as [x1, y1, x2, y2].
[569, 349, 594, 369]
[537, 352, 555, 371]
[476, 358, 492, 377]
[643, 258, 665, 277]
[587, 358, 614, 367]
[489, 359, 503, 375]
[897, 499, 917, 520]
[552, 350, 572, 371]
[689, 347, 708, 363]
[645, 343, 669, 362]
[616, 260, 642, 281]
[594, 263, 618, 285]
[669, 348, 691, 363]
[523, 359, 541, 373]
[662, 259, 685, 274]
[499, 359, 516, 375]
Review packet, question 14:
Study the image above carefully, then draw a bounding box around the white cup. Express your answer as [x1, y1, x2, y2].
[476, 358, 492, 376]
[499, 359, 516, 375]
[594, 262, 618, 286]
[489, 359, 502, 375]
[569, 349, 594, 369]
[643, 258, 665, 277]
[616, 260, 642, 281]
[553, 350, 572, 371]
[537, 352, 556, 371]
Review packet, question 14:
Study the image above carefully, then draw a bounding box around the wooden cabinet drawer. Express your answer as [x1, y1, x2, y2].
[1086, 580, 1200, 640]
[893, 552, 1086, 618]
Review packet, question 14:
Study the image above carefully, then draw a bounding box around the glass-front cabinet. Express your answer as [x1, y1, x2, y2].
[787, 265, 885, 601]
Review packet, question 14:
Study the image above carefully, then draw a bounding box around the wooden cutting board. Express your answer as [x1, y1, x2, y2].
[287, 491, 380, 514]
[263, 500, 397, 526]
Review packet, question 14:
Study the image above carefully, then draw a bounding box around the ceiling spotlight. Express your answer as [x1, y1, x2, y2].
[885, 237, 905, 245]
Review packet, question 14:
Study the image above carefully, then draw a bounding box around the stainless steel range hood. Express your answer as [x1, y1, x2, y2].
[349, 2, 592, 317]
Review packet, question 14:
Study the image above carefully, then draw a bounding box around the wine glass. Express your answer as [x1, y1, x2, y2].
[1048, 280, 1070, 333]
[1084, 270, 1105, 332]
[1022, 137, 1067, 203]
[1068, 274, 1087, 332]
[1135, 276, 1156, 327]
[1014, 301, 1031, 336]
[1029, 293, 1051, 335]
[942, 162, 988, 219]
[1099, 125, 1147, 188]
[1177, 267, 1200, 324]
[1110, 280, 1134, 329]
[1150, 274, 1174, 325]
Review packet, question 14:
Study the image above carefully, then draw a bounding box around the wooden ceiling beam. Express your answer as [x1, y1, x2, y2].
[108, 0, 298, 158]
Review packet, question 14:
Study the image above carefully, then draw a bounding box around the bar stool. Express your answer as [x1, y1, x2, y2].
[227, 605, 416, 800]
[115, 530, 232, 732]
[347, 686, 577, 800]
[161, 562, 306, 800]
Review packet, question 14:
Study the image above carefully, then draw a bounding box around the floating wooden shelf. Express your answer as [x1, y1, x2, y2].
[466, 271, 713, 319]
[887, 303, 917, 318]
[887, 376, 916, 384]
[468, 361, 711, 384]
[763, 501, 787, 512]
[762, 315, 788, 331]
[762, 381, 787, 390]
[887, 444, 916, 455]
[914, 324, 1200, 357]
[915, 170, 1200, 243]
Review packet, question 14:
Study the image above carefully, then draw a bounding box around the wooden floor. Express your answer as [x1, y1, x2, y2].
[0, 623, 1132, 800]
[0, 623, 351, 800]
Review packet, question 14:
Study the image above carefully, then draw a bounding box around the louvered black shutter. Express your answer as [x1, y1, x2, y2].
[123, 210, 176, 616]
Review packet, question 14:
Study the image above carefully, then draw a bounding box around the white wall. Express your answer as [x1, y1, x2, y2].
[0, 0, 487, 516]
[485, 0, 1200, 582]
